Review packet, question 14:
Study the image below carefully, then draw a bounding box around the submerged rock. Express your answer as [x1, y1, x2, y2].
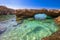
[0, 25, 7, 34]
[16, 9, 60, 20]
[0, 6, 15, 15]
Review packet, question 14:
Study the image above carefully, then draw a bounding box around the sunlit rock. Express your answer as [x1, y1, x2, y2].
[55, 16, 60, 26]
[0, 6, 15, 15]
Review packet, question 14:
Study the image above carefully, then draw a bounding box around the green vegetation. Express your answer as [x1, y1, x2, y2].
[1, 18, 58, 40]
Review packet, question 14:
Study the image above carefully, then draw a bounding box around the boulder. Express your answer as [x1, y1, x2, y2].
[55, 16, 60, 26]
[0, 6, 60, 19]
[0, 6, 15, 15]
[47, 9, 60, 17]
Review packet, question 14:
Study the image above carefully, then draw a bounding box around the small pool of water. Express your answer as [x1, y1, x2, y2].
[0, 15, 59, 40]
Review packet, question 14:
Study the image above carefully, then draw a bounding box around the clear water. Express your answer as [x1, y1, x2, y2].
[0, 15, 59, 40]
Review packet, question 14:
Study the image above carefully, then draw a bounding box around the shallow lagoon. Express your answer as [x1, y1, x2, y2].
[0, 15, 59, 40]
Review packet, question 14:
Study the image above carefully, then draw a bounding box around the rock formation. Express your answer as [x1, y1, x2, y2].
[55, 16, 60, 26]
[47, 9, 60, 17]
[0, 6, 60, 20]
[15, 9, 60, 20]
[0, 6, 15, 15]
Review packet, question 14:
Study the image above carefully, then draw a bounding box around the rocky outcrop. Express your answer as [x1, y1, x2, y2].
[0, 6, 60, 19]
[15, 9, 47, 17]
[0, 6, 15, 15]
[15, 9, 60, 20]
[55, 16, 60, 26]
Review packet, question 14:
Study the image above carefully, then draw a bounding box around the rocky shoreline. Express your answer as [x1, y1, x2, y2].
[0, 6, 60, 40]
[0, 6, 60, 17]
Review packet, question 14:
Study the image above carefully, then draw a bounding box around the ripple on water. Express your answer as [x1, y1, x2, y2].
[1, 19, 59, 40]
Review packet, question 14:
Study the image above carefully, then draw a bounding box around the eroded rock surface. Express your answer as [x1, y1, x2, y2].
[55, 16, 60, 26]
[0, 6, 15, 15]
[0, 15, 18, 35]
[15, 9, 60, 20]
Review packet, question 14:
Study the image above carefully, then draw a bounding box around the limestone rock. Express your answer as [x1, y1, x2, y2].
[0, 6, 60, 19]
[15, 9, 60, 20]
[42, 30, 60, 40]
[47, 9, 60, 17]
[55, 16, 60, 26]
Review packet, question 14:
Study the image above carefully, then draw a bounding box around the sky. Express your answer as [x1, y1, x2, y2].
[0, 0, 60, 9]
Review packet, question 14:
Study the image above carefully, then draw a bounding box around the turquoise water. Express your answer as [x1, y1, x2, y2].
[0, 16, 58, 40]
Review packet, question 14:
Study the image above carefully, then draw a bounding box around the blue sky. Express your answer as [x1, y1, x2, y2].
[0, 0, 60, 9]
